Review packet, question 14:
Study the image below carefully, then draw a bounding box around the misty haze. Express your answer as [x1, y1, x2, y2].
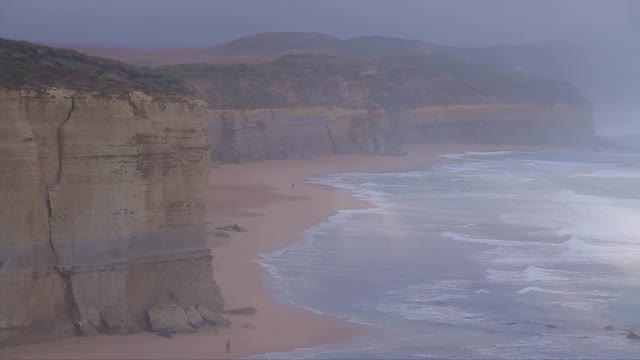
[0, 0, 639, 358]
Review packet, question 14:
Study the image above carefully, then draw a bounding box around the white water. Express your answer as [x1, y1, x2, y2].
[256, 149, 640, 359]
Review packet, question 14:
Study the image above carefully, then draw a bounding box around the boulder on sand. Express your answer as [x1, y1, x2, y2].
[157, 328, 176, 338]
[101, 306, 138, 335]
[196, 305, 231, 328]
[147, 304, 195, 334]
[224, 306, 257, 315]
[216, 224, 248, 232]
[627, 331, 640, 340]
[186, 306, 206, 328]
[76, 320, 99, 337]
[243, 323, 256, 329]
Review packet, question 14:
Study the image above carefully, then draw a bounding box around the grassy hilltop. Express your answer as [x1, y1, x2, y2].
[0, 38, 192, 96]
[155, 53, 587, 110]
[1, 35, 587, 110]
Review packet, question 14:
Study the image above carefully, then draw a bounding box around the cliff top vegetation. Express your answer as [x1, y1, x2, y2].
[0, 38, 192, 97]
[1, 37, 588, 110]
[156, 53, 587, 110]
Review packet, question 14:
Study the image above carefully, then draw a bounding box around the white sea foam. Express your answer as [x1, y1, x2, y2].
[259, 151, 640, 359]
[543, 301, 601, 310]
[583, 290, 619, 298]
[571, 169, 640, 179]
[413, 354, 438, 359]
[380, 171, 428, 178]
[498, 188, 640, 265]
[523, 159, 615, 171]
[439, 162, 487, 173]
[500, 206, 572, 230]
[385, 280, 473, 303]
[378, 302, 483, 322]
[471, 333, 637, 359]
[486, 268, 524, 283]
[559, 236, 640, 265]
[377, 280, 485, 323]
[309, 175, 392, 208]
[442, 231, 554, 248]
[517, 287, 575, 295]
[523, 266, 571, 282]
[486, 266, 570, 284]
[547, 189, 640, 266]
[552, 189, 634, 206]
[439, 151, 516, 160]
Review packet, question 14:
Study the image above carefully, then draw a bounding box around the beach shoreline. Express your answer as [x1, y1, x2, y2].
[0, 144, 574, 360]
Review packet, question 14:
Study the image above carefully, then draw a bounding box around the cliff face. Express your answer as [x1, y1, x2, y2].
[0, 88, 223, 345]
[207, 103, 594, 162]
[396, 103, 594, 145]
[209, 107, 392, 162]
[166, 54, 595, 163]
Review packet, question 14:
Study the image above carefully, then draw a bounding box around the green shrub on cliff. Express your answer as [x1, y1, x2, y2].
[0, 38, 193, 97]
[157, 63, 275, 79]
[155, 52, 587, 109]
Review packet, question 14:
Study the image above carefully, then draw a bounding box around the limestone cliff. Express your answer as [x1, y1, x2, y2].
[168, 55, 594, 162]
[209, 107, 393, 162]
[68, 35, 597, 162]
[207, 103, 593, 162]
[0, 89, 222, 345]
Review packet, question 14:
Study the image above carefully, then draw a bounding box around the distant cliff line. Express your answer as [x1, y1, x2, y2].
[152, 49, 594, 162]
[206, 102, 594, 163]
[2, 36, 595, 159]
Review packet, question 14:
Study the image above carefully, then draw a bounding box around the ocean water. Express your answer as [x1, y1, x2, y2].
[256, 149, 640, 359]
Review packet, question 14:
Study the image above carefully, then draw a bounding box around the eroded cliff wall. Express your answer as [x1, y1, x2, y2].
[0, 88, 223, 345]
[397, 103, 594, 145]
[209, 107, 394, 162]
[181, 54, 595, 163]
[207, 103, 594, 163]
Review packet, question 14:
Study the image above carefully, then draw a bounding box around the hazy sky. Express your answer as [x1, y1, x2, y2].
[0, 0, 637, 48]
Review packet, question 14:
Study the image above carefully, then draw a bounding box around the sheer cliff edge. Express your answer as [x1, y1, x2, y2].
[0, 39, 223, 345]
[165, 53, 594, 162]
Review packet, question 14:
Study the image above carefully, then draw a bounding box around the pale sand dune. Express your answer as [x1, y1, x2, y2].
[1, 144, 567, 359]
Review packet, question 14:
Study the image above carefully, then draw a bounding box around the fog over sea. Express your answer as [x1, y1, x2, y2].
[256, 139, 640, 358]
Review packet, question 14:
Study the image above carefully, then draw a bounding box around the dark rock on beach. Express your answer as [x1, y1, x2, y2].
[216, 224, 248, 232]
[197, 305, 231, 328]
[147, 304, 195, 334]
[224, 306, 257, 315]
[627, 331, 640, 340]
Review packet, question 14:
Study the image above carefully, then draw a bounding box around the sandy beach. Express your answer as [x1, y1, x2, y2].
[0, 144, 568, 360]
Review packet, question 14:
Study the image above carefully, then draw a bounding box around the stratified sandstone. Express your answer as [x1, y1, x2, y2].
[0, 88, 223, 345]
[207, 103, 593, 163]
[170, 54, 595, 163]
[209, 107, 391, 162]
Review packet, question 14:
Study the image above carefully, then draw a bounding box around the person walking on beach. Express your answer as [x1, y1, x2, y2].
[226, 339, 231, 353]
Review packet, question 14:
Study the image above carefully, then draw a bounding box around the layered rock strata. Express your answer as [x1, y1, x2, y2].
[208, 103, 594, 163]
[0, 88, 223, 345]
